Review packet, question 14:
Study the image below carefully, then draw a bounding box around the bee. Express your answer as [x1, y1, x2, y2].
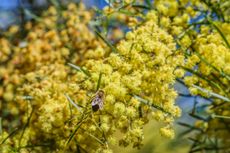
[91, 90, 104, 112]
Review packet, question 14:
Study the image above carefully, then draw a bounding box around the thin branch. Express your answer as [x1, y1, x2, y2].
[1, 128, 19, 145]
[192, 84, 230, 102]
[133, 95, 172, 116]
[212, 114, 230, 119]
[182, 66, 225, 94]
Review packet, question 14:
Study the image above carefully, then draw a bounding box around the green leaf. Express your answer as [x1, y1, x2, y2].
[145, 0, 152, 9]
[0, 117, 2, 135]
[189, 113, 209, 121]
[93, 6, 104, 15]
[67, 63, 91, 77]
[193, 50, 230, 81]
[89, 20, 102, 27]
[24, 9, 42, 21]
[85, 132, 104, 145]
[95, 30, 118, 53]
[178, 128, 194, 137]
[177, 122, 203, 131]
[66, 123, 82, 145]
[208, 18, 230, 49]
[118, 9, 136, 16]
[104, 0, 113, 7]
[19, 109, 34, 147]
[18, 143, 51, 149]
[49, 0, 60, 8]
[96, 73, 102, 91]
[65, 113, 89, 146]
[132, 4, 151, 10]
[65, 94, 82, 113]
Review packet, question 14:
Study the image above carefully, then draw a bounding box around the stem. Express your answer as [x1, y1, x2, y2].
[133, 95, 172, 116]
[212, 114, 230, 119]
[192, 84, 230, 102]
[182, 66, 226, 94]
[1, 128, 19, 145]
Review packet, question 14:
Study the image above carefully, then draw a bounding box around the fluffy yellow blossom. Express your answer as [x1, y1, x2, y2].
[66, 9, 183, 151]
[0, 3, 110, 152]
[160, 127, 175, 139]
[182, 18, 230, 151]
[152, 110, 164, 121]
[5, 0, 228, 152]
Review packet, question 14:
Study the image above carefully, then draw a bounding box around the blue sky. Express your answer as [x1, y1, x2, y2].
[0, 0, 21, 9]
[0, 0, 107, 9]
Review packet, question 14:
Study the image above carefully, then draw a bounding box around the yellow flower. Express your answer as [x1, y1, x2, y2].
[160, 127, 175, 139]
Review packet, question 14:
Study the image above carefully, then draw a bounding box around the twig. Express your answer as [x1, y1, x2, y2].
[212, 114, 230, 119]
[192, 85, 230, 102]
[133, 95, 172, 116]
[1, 128, 19, 145]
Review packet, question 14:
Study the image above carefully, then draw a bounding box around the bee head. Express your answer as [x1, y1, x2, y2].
[97, 90, 104, 98]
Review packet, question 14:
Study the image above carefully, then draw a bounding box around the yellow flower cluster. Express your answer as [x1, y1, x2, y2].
[153, 0, 229, 39]
[0, 3, 107, 153]
[183, 23, 230, 149]
[0, 38, 12, 64]
[3, 0, 229, 152]
[0, 2, 183, 152]
[99, 0, 149, 42]
[73, 12, 183, 149]
[147, 0, 230, 150]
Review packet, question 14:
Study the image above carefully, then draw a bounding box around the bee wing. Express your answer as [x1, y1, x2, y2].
[98, 98, 103, 109]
